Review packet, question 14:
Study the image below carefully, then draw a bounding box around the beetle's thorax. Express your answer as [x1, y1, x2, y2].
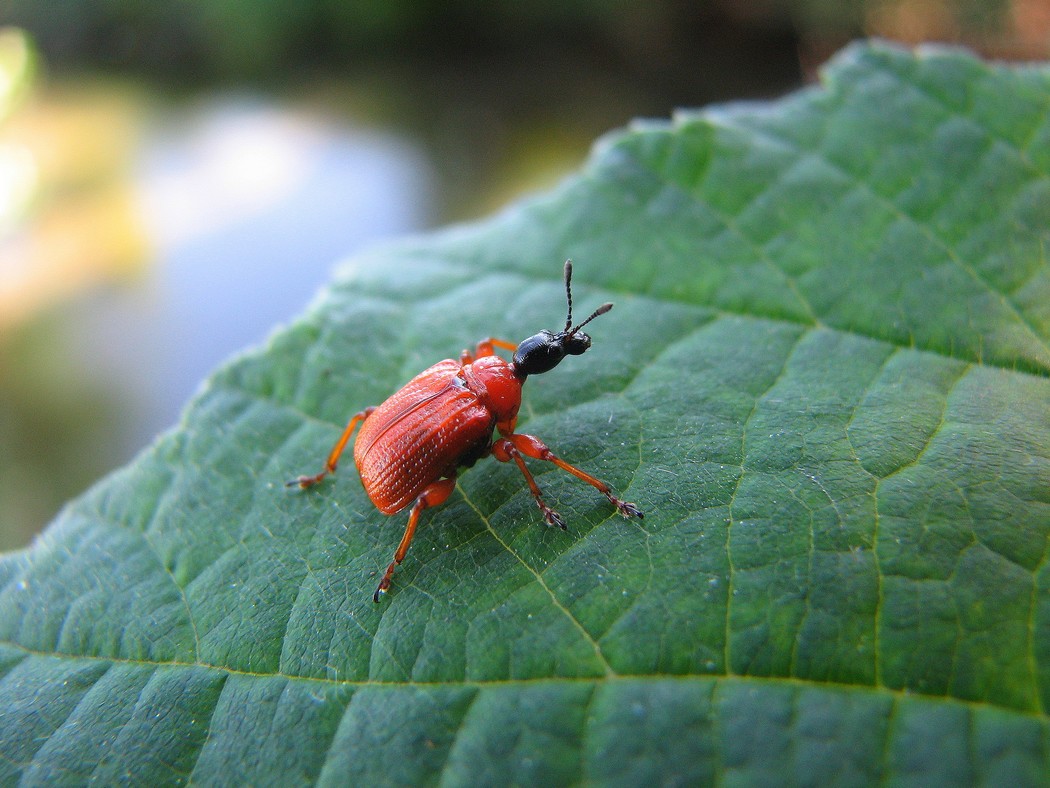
[462, 355, 522, 425]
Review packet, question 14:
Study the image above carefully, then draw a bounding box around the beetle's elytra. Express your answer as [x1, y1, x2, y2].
[289, 260, 643, 601]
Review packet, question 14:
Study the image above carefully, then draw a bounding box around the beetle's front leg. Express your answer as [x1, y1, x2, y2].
[374, 476, 457, 602]
[287, 406, 376, 489]
[504, 433, 643, 519]
[491, 438, 566, 529]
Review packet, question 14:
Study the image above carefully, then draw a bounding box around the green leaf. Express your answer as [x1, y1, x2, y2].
[2, 42, 1049, 785]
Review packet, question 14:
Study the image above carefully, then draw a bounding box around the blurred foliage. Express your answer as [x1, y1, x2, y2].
[0, 29, 141, 550]
[0, 80, 147, 330]
[2, 0, 1042, 87]
[0, 311, 126, 551]
[0, 27, 34, 231]
[6, 1, 1042, 227]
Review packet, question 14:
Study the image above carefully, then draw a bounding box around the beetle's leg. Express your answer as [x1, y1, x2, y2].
[476, 337, 518, 359]
[374, 476, 457, 602]
[504, 433, 644, 519]
[287, 406, 376, 489]
[461, 338, 516, 365]
[491, 438, 566, 529]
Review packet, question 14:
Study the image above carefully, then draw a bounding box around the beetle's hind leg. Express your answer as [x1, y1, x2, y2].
[491, 438, 566, 529]
[501, 433, 643, 520]
[287, 406, 376, 489]
[374, 476, 457, 602]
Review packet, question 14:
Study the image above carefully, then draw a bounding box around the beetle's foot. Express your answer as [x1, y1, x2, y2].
[374, 561, 396, 602]
[539, 504, 567, 530]
[286, 472, 326, 489]
[613, 498, 644, 519]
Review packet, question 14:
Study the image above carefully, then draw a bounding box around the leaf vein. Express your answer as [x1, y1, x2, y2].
[878, 363, 973, 483]
[140, 530, 202, 664]
[456, 486, 616, 678]
[0, 639, 1046, 721]
[724, 326, 811, 674]
[435, 685, 483, 787]
[183, 671, 231, 784]
[886, 53, 1050, 178]
[20, 662, 114, 782]
[714, 118, 1050, 365]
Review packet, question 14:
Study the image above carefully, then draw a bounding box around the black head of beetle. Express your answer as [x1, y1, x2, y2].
[512, 260, 613, 379]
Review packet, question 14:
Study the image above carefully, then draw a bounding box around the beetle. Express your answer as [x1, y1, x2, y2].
[289, 260, 642, 601]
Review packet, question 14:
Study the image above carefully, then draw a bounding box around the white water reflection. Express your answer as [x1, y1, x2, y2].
[78, 98, 434, 456]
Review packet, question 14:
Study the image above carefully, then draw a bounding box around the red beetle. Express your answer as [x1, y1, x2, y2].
[290, 261, 643, 601]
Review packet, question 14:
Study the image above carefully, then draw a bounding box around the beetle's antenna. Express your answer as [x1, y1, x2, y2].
[563, 259, 574, 332]
[569, 302, 613, 336]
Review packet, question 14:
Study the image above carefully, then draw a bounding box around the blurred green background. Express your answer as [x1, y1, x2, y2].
[0, 0, 1047, 550]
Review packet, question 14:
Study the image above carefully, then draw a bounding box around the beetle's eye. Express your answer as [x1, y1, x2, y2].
[564, 331, 591, 356]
